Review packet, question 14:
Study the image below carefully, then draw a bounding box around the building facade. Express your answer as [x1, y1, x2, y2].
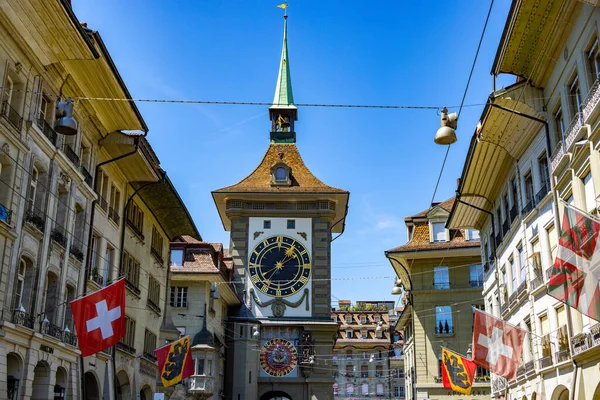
[0, 2, 199, 399]
[212, 15, 349, 400]
[330, 300, 394, 399]
[168, 236, 241, 399]
[386, 198, 490, 400]
[447, 1, 600, 399]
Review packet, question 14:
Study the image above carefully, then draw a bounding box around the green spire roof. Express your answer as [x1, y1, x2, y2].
[271, 16, 295, 109]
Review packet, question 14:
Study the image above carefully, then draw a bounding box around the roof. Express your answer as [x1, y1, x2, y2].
[386, 225, 480, 253]
[406, 197, 455, 221]
[170, 240, 226, 274]
[214, 143, 346, 194]
[271, 16, 295, 109]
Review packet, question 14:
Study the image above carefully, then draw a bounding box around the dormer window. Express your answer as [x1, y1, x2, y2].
[271, 163, 291, 186]
[431, 222, 447, 242]
[359, 315, 366, 324]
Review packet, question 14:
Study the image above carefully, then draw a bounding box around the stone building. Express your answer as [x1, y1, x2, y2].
[386, 198, 490, 400]
[447, 1, 600, 399]
[0, 1, 199, 399]
[211, 14, 349, 400]
[168, 236, 241, 399]
[330, 300, 394, 399]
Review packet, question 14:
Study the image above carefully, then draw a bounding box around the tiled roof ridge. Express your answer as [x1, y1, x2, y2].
[387, 224, 479, 253]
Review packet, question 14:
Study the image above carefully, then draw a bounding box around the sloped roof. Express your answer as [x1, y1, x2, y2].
[406, 197, 454, 221]
[214, 143, 346, 194]
[387, 225, 479, 253]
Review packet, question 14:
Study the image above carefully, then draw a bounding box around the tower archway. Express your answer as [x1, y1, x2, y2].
[260, 391, 292, 400]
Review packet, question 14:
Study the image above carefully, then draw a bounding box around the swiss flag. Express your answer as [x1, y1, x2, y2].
[472, 309, 526, 380]
[70, 278, 126, 357]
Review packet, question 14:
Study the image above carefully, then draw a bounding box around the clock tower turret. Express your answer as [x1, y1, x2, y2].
[215, 11, 349, 400]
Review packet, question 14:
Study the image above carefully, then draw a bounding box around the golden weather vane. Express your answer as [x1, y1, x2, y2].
[276, 2, 288, 16]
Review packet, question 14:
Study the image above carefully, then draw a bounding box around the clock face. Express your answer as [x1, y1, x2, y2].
[260, 338, 298, 377]
[249, 235, 311, 297]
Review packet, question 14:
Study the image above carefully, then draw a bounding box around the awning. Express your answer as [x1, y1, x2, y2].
[448, 82, 545, 230]
[492, 0, 577, 86]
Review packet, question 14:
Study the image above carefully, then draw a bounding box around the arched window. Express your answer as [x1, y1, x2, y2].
[346, 383, 354, 395]
[27, 167, 38, 212]
[274, 167, 287, 181]
[14, 259, 26, 309]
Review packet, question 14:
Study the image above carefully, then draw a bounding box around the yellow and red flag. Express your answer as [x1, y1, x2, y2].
[441, 347, 476, 395]
[155, 336, 194, 387]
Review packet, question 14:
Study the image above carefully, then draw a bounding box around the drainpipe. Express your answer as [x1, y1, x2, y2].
[79, 133, 143, 399]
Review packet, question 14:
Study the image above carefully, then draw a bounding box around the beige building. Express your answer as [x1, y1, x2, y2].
[386, 198, 490, 400]
[330, 300, 394, 399]
[446, 1, 600, 399]
[0, 1, 199, 399]
[168, 236, 241, 399]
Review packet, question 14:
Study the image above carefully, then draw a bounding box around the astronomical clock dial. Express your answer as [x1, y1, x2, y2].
[260, 338, 298, 377]
[249, 235, 311, 297]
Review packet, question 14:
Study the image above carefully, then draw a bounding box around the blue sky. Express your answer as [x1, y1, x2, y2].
[73, 1, 514, 306]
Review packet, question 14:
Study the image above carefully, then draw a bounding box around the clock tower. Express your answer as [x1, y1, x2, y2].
[214, 13, 349, 400]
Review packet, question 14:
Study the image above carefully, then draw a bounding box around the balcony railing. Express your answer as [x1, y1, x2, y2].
[40, 321, 63, 340]
[25, 208, 45, 232]
[551, 141, 566, 173]
[36, 118, 57, 146]
[470, 280, 483, 288]
[531, 269, 544, 290]
[591, 323, 600, 347]
[90, 271, 104, 286]
[522, 198, 535, 216]
[535, 180, 550, 204]
[63, 144, 80, 168]
[361, 372, 369, 378]
[142, 352, 157, 363]
[492, 376, 507, 392]
[495, 231, 503, 247]
[538, 355, 553, 369]
[0, 203, 12, 225]
[564, 112, 584, 152]
[556, 349, 571, 363]
[572, 333, 590, 355]
[187, 375, 214, 393]
[2, 100, 23, 130]
[435, 325, 454, 335]
[70, 243, 84, 262]
[116, 341, 136, 355]
[108, 207, 120, 225]
[63, 330, 77, 347]
[80, 166, 93, 187]
[51, 227, 68, 248]
[12, 310, 34, 329]
[517, 281, 527, 299]
[98, 196, 108, 212]
[509, 205, 518, 223]
[582, 79, 600, 121]
[524, 360, 535, 375]
[502, 220, 510, 235]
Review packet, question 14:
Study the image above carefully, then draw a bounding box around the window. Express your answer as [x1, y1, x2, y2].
[469, 264, 483, 288]
[361, 364, 368, 378]
[27, 167, 38, 213]
[376, 383, 384, 395]
[360, 314, 366, 324]
[435, 306, 452, 334]
[346, 383, 354, 394]
[123, 315, 136, 348]
[263, 220, 271, 229]
[539, 154, 549, 189]
[95, 170, 109, 211]
[519, 246, 526, 285]
[104, 245, 113, 281]
[346, 350, 353, 360]
[587, 37, 600, 83]
[15, 259, 26, 309]
[345, 314, 352, 324]
[510, 257, 517, 293]
[511, 177, 519, 209]
[38, 94, 51, 123]
[333, 384, 339, 396]
[2, 75, 14, 109]
[524, 172, 534, 208]
[361, 329, 367, 339]
[547, 224, 558, 265]
[287, 219, 295, 229]
[584, 172, 596, 212]
[466, 229, 480, 240]
[433, 266, 449, 289]
[346, 330, 353, 339]
[122, 253, 140, 290]
[143, 329, 157, 357]
[148, 276, 161, 310]
[170, 287, 188, 308]
[150, 226, 164, 261]
[109, 184, 121, 224]
[361, 382, 369, 395]
[569, 75, 583, 115]
[196, 358, 205, 375]
[432, 222, 446, 242]
[275, 167, 287, 181]
[374, 314, 381, 323]
[376, 365, 383, 378]
[503, 192, 510, 223]
[127, 202, 144, 237]
[170, 249, 184, 266]
[553, 105, 565, 147]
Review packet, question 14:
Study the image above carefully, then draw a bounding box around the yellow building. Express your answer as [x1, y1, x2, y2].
[386, 198, 490, 400]
[0, 2, 199, 399]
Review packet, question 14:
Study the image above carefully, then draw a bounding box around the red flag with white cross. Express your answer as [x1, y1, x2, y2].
[471, 309, 526, 380]
[70, 278, 126, 357]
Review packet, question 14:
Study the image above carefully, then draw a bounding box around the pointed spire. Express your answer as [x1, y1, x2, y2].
[272, 15, 295, 109]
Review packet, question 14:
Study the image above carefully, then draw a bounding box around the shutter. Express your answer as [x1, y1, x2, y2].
[584, 172, 596, 212]
[29, 76, 42, 121]
[557, 306, 567, 327]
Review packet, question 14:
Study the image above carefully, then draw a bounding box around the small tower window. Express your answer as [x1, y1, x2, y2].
[287, 220, 295, 229]
[275, 167, 287, 181]
[271, 163, 291, 186]
[263, 220, 271, 229]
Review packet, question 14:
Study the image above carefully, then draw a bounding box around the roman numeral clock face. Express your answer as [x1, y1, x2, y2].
[249, 235, 311, 297]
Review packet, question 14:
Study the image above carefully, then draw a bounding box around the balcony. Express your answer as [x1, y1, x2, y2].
[2, 100, 23, 131]
[40, 321, 63, 340]
[36, 118, 57, 146]
[551, 141, 566, 173]
[0, 203, 12, 225]
[530, 269, 544, 290]
[502, 220, 510, 236]
[80, 166, 93, 187]
[63, 330, 77, 347]
[492, 376, 507, 393]
[517, 281, 527, 300]
[89, 270, 104, 286]
[582, 79, 600, 121]
[25, 209, 45, 232]
[187, 375, 214, 395]
[564, 112, 584, 153]
[108, 207, 120, 225]
[11, 310, 34, 329]
[116, 341, 136, 355]
[551, 113, 585, 174]
[572, 333, 590, 355]
[538, 355, 553, 369]
[555, 349, 571, 363]
[546, 266, 554, 281]
[592, 323, 600, 347]
[98, 196, 108, 212]
[51, 227, 68, 248]
[524, 360, 535, 375]
[63, 144, 80, 168]
[509, 205, 518, 223]
[522, 199, 535, 216]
